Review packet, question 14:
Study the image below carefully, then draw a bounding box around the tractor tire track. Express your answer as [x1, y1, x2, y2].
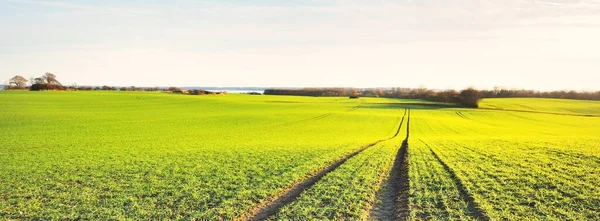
[455, 111, 501, 128]
[272, 112, 335, 127]
[478, 107, 600, 117]
[456, 111, 468, 119]
[238, 109, 408, 221]
[370, 109, 411, 220]
[272, 103, 364, 127]
[457, 144, 600, 199]
[428, 147, 490, 221]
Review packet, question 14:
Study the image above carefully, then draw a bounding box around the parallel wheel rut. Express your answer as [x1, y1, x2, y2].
[238, 109, 409, 221]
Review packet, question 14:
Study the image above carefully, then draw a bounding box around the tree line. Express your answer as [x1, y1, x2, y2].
[6, 74, 599, 107]
[265, 87, 600, 108]
[6, 73, 64, 91]
[4, 74, 228, 95]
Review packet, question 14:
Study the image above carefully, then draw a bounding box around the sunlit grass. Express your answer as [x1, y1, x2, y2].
[1, 91, 598, 220]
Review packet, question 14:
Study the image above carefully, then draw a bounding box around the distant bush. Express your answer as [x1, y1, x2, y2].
[458, 88, 482, 108]
[265, 88, 354, 97]
[189, 89, 205, 95]
[30, 84, 66, 91]
[166, 87, 182, 92]
[3, 85, 28, 90]
[165, 89, 229, 96]
[101, 85, 111, 90]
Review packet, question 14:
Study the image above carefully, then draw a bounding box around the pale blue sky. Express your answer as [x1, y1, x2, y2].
[1, 0, 599, 90]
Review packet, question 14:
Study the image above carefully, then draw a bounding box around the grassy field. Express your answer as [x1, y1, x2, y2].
[409, 99, 600, 220]
[479, 97, 600, 116]
[0, 91, 406, 220]
[1, 92, 599, 220]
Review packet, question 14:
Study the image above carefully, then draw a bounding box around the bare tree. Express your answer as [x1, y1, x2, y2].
[46, 73, 61, 85]
[9, 75, 28, 88]
[33, 77, 45, 84]
[28, 73, 65, 90]
[43, 72, 61, 85]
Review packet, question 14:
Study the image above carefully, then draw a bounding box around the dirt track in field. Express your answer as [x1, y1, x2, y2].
[369, 109, 411, 220]
[238, 108, 407, 221]
[429, 147, 490, 221]
[273, 102, 364, 127]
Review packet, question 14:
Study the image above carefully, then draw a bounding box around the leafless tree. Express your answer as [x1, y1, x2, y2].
[9, 75, 28, 88]
[33, 78, 45, 84]
[43, 72, 61, 85]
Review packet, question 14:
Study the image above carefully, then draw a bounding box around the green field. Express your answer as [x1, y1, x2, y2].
[1, 91, 599, 220]
[479, 98, 600, 116]
[409, 103, 600, 220]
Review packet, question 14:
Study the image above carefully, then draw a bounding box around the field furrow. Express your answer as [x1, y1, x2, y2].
[261, 110, 408, 220]
[407, 140, 476, 220]
[410, 104, 600, 220]
[369, 109, 411, 220]
[431, 141, 600, 219]
[426, 144, 489, 220]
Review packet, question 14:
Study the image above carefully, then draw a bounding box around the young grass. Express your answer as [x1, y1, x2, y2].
[272, 138, 404, 220]
[410, 103, 600, 220]
[1, 91, 598, 220]
[0, 91, 406, 219]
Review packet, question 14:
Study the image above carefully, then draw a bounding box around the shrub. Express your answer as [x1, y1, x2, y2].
[459, 88, 482, 108]
[30, 84, 66, 91]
